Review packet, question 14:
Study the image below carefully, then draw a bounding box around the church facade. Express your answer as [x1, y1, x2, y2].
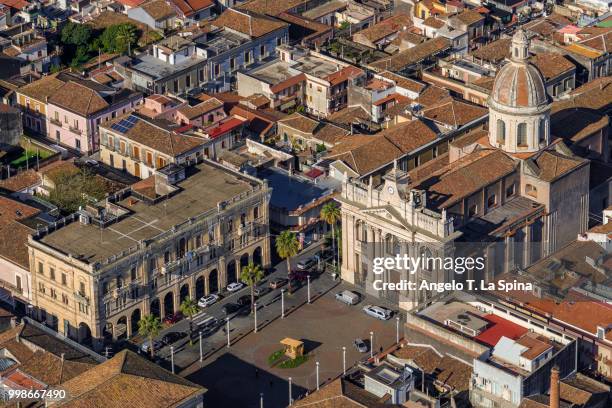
[339, 30, 591, 311]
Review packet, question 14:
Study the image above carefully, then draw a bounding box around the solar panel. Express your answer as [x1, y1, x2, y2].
[109, 115, 139, 134]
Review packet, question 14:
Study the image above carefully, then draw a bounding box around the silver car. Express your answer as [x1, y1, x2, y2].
[354, 338, 368, 353]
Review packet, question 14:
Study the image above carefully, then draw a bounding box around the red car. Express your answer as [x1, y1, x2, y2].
[163, 312, 183, 324]
[288, 270, 309, 282]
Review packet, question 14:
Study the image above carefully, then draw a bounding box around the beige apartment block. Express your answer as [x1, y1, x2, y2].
[28, 161, 271, 350]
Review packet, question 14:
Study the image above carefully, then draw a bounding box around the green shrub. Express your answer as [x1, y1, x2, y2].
[268, 349, 284, 366]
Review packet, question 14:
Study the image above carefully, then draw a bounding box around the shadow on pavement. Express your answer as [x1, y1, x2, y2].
[186, 353, 308, 408]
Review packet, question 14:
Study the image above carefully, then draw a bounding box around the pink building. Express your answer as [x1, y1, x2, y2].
[46, 80, 142, 154]
[174, 97, 226, 127]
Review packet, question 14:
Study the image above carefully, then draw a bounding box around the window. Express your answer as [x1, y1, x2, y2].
[199, 68, 204, 82]
[186, 75, 191, 88]
[487, 194, 497, 208]
[228, 219, 234, 232]
[75, 139, 81, 151]
[38, 262, 43, 274]
[230, 58, 236, 70]
[62, 294, 69, 305]
[506, 183, 515, 198]
[260, 44, 265, 57]
[214, 63, 220, 77]
[538, 119, 546, 144]
[79, 281, 86, 296]
[526, 184, 537, 198]
[73, 119, 79, 130]
[55, 130, 60, 142]
[133, 146, 140, 159]
[111, 111, 116, 119]
[253, 206, 259, 219]
[49, 267, 55, 281]
[64, 115, 68, 123]
[517, 123, 527, 146]
[16, 276, 22, 292]
[468, 204, 478, 217]
[164, 251, 170, 264]
[38, 282, 45, 294]
[54, 111, 59, 121]
[50, 289, 57, 299]
[244, 51, 251, 64]
[196, 234, 202, 248]
[109, 154, 114, 167]
[496, 119, 505, 144]
[173, 79, 179, 92]
[276, 37, 282, 46]
[131, 266, 137, 281]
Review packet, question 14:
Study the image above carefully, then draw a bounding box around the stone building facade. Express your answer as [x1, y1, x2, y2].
[27, 161, 271, 350]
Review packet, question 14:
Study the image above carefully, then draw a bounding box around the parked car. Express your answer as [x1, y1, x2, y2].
[354, 338, 368, 353]
[140, 339, 162, 353]
[269, 277, 288, 289]
[237, 295, 255, 306]
[288, 270, 309, 282]
[296, 257, 316, 270]
[222, 303, 242, 315]
[161, 331, 186, 345]
[362, 305, 392, 320]
[254, 285, 271, 297]
[163, 312, 183, 324]
[227, 282, 245, 292]
[335, 290, 361, 305]
[288, 279, 301, 294]
[198, 294, 220, 308]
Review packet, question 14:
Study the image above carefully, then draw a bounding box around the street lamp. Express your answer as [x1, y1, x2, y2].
[342, 346, 346, 376]
[170, 346, 175, 374]
[260, 392, 264, 408]
[226, 317, 230, 348]
[369, 331, 374, 358]
[281, 289, 285, 318]
[396, 316, 400, 344]
[316, 361, 320, 390]
[288, 377, 293, 405]
[199, 331, 203, 362]
[307, 275, 311, 304]
[254, 302, 258, 333]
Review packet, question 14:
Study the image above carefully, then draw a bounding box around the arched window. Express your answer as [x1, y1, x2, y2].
[496, 119, 506, 144]
[538, 119, 546, 144]
[517, 123, 527, 146]
[526, 184, 537, 198]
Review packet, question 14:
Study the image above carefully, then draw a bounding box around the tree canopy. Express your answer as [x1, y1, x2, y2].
[47, 168, 107, 214]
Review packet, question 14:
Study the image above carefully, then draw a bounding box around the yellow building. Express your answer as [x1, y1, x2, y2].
[28, 161, 271, 350]
[414, 0, 446, 21]
[15, 73, 67, 135]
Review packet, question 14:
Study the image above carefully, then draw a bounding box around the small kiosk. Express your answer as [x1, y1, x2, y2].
[280, 338, 304, 359]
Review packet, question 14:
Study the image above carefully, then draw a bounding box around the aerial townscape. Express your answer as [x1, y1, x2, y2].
[0, 0, 611, 406]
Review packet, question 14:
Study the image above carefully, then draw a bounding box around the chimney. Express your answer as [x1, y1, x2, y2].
[550, 366, 560, 408]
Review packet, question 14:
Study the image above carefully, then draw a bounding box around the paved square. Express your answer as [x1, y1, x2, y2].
[185, 285, 398, 407]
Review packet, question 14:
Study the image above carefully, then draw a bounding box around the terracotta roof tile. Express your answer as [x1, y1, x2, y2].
[353, 14, 412, 43]
[0, 169, 39, 192]
[369, 37, 450, 72]
[213, 8, 287, 38]
[379, 71, 426, 93]
[470, 38, 511, 64]
[529, 53, 575, 81]
[140, 0, 176, 20]
[237, 0, 309, 17]
[0, 196, 39, 268]
[17, 74, 66, 102]
[176, 98, 223, 120]
[170, 0, 212, 16]
[48, 81, 109, 116]
[421, 98, 487, 127]
[454, 9, 485, 26]
[531, 150, 585, 182]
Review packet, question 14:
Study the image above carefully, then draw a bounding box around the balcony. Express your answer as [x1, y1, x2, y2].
[73, 291, 90, 305]
[69, 125, 82, 135]
[49, 117, 61, 126]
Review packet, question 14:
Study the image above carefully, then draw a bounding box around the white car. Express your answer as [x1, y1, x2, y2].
[363, 305, 392, 320]
[198, 294, 219, 308]
[226, 282, 245, 292]
[140, 339, 162, 353]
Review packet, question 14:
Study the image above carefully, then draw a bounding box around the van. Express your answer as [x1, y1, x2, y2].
[363, 305, 392, 320]
[335, 290, 361, 305]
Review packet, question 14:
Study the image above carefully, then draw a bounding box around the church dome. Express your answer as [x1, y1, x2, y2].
[489, 30, 549, 110]
[487, 29, 552, 154]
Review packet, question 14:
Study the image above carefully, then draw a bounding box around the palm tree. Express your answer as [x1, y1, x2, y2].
[320, 202, 341, 271]
[138, 314, 162, 359]
[240, 262, 264, 314]
[179, 297, 199, 343]
[116, 24, 137, 55]
[276, 230, 299, 277]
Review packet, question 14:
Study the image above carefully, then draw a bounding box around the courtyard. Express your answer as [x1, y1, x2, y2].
[184, 284, 399, 407]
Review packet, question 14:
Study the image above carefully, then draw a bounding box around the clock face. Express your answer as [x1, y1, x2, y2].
[388, 186, 394, 194]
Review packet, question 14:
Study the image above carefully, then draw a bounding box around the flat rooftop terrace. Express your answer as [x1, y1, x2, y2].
[247, 60, 301, 84]
[293, 55, 341, 79]
[39, 163, 259, 264]
[130, 53, 206, 80]
[259, 167, 330, 211]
